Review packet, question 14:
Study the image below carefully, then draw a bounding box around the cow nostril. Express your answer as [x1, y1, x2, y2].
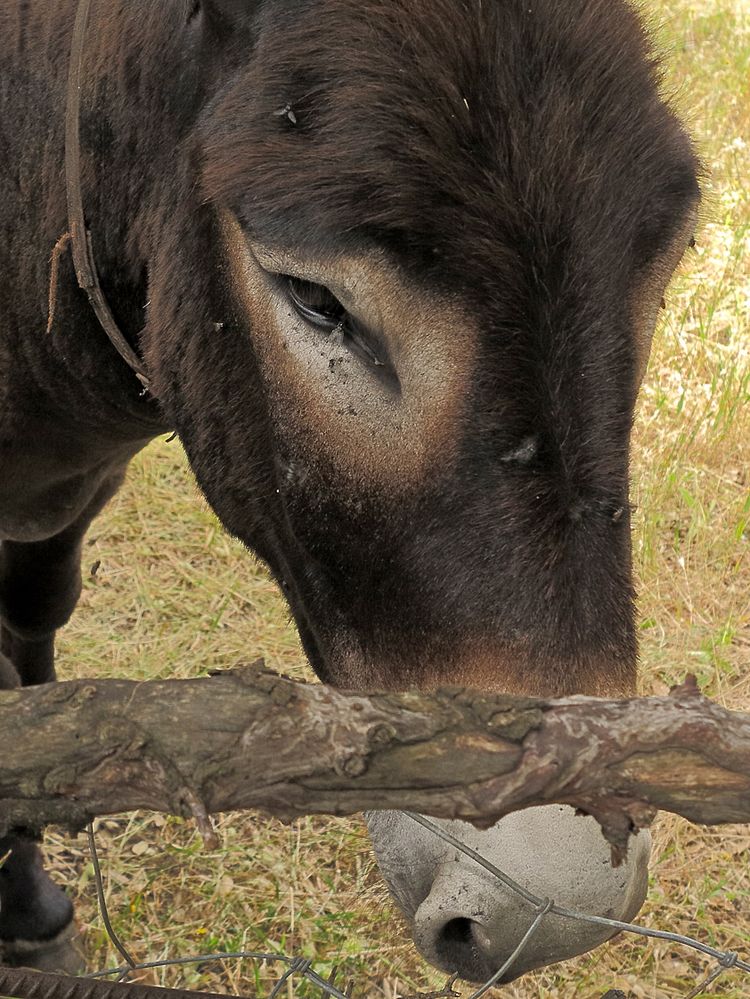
[437, 917, 492, 972]
[416, 908, 523, 984]
[440, 916, 473, 950]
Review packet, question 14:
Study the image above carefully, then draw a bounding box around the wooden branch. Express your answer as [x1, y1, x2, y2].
[2, 664, 749, 861]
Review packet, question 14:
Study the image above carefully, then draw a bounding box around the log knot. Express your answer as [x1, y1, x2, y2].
[367, 724, 397, 750]
[335, 753, 369, 778]
[485, 707, 544, 741]
[95, 717, 147, 750]
[43, 765, 80, 794]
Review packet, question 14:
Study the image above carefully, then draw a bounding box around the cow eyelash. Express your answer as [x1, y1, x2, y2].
[286, 276, 345, 331]
[283, 275, 385, 368]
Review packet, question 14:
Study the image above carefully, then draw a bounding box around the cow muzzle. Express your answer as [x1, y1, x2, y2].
[365, 805, 651, 984]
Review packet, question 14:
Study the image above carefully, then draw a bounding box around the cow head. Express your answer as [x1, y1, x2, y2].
[146, 0, 700, 982]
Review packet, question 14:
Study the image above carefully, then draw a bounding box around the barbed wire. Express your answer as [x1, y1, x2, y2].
[2, 813, 749, 999]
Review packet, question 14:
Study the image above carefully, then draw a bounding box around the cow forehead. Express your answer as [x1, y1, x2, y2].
[202, 0, 698, 284]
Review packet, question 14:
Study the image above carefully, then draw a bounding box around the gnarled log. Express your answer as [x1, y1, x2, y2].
[1, 664, 748, 860]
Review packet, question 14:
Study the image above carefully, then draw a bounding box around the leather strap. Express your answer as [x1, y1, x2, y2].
[65, 0, 152, 392]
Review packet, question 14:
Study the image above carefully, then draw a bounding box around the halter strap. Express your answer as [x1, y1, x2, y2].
[65, 0, 152, 392]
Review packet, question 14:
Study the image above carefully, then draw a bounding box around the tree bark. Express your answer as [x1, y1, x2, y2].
[1, 663, 749, 861]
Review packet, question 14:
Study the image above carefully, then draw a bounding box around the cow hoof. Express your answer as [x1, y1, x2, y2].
[0, 922, 84, 974]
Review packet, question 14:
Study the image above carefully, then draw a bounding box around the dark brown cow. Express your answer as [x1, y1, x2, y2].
[0, 0, 699, 984]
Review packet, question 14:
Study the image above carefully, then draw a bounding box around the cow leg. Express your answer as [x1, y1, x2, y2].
[0, 465, 128, 971]
[0, 536, 79, 970]
[0, 650, 80, 970]
[0, 516, 91, 687]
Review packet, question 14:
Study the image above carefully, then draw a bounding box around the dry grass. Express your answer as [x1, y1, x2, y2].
[41, 0, 750, 995]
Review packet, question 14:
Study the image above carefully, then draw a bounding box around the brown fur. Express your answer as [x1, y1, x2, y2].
[0, 0, 699, 961]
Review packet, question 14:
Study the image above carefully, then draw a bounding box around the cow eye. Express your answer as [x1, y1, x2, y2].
[285, 276, 346, 332]
[281, 272, 395, 381]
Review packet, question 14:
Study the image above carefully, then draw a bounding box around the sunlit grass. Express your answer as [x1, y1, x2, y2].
[43, 0, 750, 995]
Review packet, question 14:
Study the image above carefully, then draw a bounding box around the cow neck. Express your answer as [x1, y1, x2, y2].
[65, 0, 153, 395]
